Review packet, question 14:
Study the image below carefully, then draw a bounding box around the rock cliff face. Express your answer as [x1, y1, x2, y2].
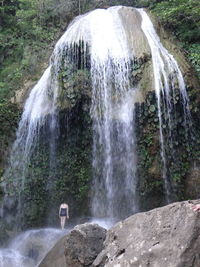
[39, 200, 200, 267]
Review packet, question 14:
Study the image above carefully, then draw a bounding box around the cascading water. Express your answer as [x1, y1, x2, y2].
[138, 9, 192, 203]
[88, 7, 138, 220]
[2, 6, 140, 225]
[1, 6, 192, 231]
[2, 65, 60, 225]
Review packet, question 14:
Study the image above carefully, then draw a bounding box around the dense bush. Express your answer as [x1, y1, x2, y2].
[0, 0, 80, 101]
[184, 43, 200, 78]
[150, 0, 200, 79]
[151, 0, 200, 42]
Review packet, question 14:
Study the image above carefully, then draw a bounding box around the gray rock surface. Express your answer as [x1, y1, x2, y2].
[65, 223, 107, 267]
[93, 200, 200, 267]
[39, 223, 106, 267]
[39, 235, 67, 267]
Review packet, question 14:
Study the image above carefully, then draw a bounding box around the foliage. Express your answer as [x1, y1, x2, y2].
[136, 83, 200, 210]
[149, 0, 200, 78]
[0, 0, 19, 28]
[0, 0, 79, 102]
[135, 91, 164, 210]
[184, 44, 200, 78]
[151, 0, 200, 42]
[0, 101, 21, 182]
[1, 74, 93, 228]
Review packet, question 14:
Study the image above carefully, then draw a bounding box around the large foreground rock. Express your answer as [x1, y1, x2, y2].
[93, 200, 200, 267]
[39, 223, 106, 267]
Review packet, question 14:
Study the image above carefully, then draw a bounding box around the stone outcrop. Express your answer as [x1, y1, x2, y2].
[39, 223, 107, 267]
[93, 200, 200, 267]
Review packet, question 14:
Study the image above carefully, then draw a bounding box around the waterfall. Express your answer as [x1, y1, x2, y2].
[86, 7, 139, 220]
[3, 65, 60, 225]
[2, 6, 192, 228]
[54, 6, 140, 220]
[3, 6, 139, 224]
[138, 9, 191, 202]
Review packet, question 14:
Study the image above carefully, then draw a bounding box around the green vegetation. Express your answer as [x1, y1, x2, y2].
[0, 0, 80, 102]
[151, 0, 200, 79]
[135, 76, 200, 209]
[0, 102, 21, 178]
[136, 91, 164, 210]
[20, 97, 92, 228]
[0, 0, 80, 194]
[150, 0, 200, 42]
[185, 44, 200, 78]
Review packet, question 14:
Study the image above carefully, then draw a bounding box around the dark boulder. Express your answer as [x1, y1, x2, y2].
[39, 223, 106, 267]
[65, 223, 107, 267]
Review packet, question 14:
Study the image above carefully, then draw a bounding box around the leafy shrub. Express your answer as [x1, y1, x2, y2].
[151, 0, 200, 42]
[185, 44, 200, 78]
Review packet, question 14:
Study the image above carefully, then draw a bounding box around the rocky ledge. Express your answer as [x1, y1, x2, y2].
[39, 200, 200, 267]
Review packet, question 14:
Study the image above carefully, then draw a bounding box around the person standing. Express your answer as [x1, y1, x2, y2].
[59, 203, 69, 230]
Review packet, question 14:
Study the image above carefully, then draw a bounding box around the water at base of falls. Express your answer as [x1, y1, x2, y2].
[0, 220, 112, 267]
[0, 228, 68, 267]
